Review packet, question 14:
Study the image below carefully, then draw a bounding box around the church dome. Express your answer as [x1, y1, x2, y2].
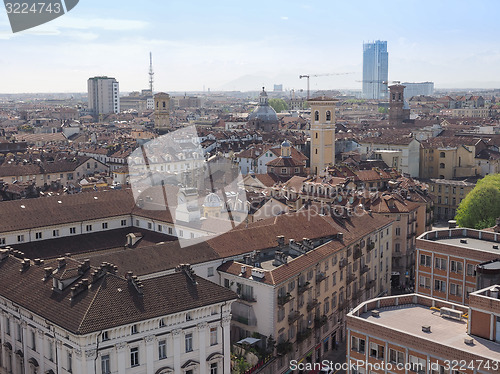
[203, 192, 222, 208]
[248, 87, 278, 123]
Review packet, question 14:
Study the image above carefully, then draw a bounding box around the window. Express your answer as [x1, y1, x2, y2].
[67, 352, 73, 372]
[210, 362, 218, 374]
[102, 222, 108, 229]
[450, 260, 463, 273]
[326, 110, 331, 121]
[395, 243, 400, 253]
[210, 327, 218, 345]
[351, 336, 365, 353]
[420, 254, 431, 267]
[102, 331, 109, 341]
[207, 267, 214, 277]
[186, 312, 192, 321]
[35, 232, 42, 240]
[130, 347, 139, 367]
[224, 278, 230, 288]
[314, 111, 319, 121]
[440, 152, 445, 158]
[86, 224, 93, 232]
[158, 224, 162, 232]
[17, 234, 24, 242]
[5, 317, 10, 335]
[434, 279, 446, 293]
[17, 323, 22, 341]
[70, 227, 76, 234]
[52, 229, 59, 237]
[31, 330, 36, 351]
[278, 307, 285, 322]
[67, 173, 74, 180]
[435, 257, 446, 270]
[389, 348, 404, 364]
[185, 333, 193, 352]
[324, 298, 330, 314]
[159, 318, 165, 327]
[439, 163, 445, 169]
[131, 324, 138, 334]
[419, 276, 430, 289]
[332, 272, 337, 286]
[395, 227, 401, 236]
[0, 237, 5, 245]
[148, 222, 152, 229]
[369, 342, 384, 360]
[466, 264, 475, 276]
[121, 219, 127, 226]
[135, 219, 140, 226]
[179, 230, 184, 237]
[450, 283, 462, 296]
[158, 340, 167, 359]
[168, 227, 173, 235]
[101, 355, 110, 374]
[410, 355, 426, 374]
[47, 340, 53, 361]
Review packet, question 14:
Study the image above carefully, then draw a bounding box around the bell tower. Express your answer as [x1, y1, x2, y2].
[309, 97, 337, 176]
[154, 92, 170, 132]
[389, 83, 410, 125]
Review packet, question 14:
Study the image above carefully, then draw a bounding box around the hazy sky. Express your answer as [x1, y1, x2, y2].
[1, 0, 499, 93]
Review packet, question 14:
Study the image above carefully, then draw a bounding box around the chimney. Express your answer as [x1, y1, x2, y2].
[44, 267, 53, 280]
[276, 235, 285, 247]
[20, 259, 31, 271]
[337, 232, 344, 241]
[57, 257, 66, 269]
[0, 249, 9, 261]
[240, 265, 246, 275]
[448, 220, 457, 229]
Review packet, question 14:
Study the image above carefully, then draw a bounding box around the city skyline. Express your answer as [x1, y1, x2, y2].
[1, 0, 500, 93]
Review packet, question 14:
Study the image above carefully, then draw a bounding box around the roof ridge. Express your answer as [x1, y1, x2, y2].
[77, 274, 110, 333]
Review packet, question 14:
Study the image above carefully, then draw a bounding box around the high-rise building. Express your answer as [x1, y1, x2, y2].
[309, 97, 336, 175]
[401, 81, 434, 99]
[87, 76, 120, 117]
[362, 41, 388, 100]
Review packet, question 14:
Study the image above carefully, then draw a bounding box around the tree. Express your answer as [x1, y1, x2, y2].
[378, 107, 388, 114]
[455, 174, 500, 229]
[268, 98, 288, 113]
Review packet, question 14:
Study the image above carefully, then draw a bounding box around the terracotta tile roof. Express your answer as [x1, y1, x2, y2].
[0, 255, 235, 334]
[266, 157, 304, 167]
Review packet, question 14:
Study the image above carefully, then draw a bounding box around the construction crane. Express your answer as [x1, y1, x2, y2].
[299, 72, 354, 100]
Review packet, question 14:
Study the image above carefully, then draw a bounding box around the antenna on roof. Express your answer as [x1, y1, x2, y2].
[149, 52, 154, 94]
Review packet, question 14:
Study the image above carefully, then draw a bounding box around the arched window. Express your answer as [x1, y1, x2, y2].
[314, 111, 319, 121]
[439, 163, 445, 169]
[162, 101, 166, 108]
[440, 152, 445, 158]
[326, 111, 331, 121]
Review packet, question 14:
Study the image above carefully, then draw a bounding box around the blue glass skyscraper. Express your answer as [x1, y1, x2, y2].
[362, 40, 388, 100]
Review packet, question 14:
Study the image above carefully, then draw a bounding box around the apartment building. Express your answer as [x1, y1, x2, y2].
[87, 76, 120, 117]
[419, 137, 485, 179]
[217, 212, 394, 373]
[0, 253, 236, 374]
[359, 136, 421, 178]
[346, 288, 500, 374]
[0, 156, 109, 188]
[427, 178, 475, 221]
[416, 226, 500, 305]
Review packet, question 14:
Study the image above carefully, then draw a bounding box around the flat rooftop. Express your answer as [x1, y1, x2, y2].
[358, 304, 500, 360]
[434, 237, 500, 255]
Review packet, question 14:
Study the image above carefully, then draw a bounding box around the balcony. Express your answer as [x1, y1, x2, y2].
[314, 315, 328, 329]
[297, 328, 312, 343]
[306, 298, 319, 312]
[298, 281, 311, 295]
[366, 242, 375, 252]
[366, 280, 375, 290]
[276, 341, 293, 356]
[316, 272, 327, 284]
[338, 299, 348, 310]
[353, 249, 362, 260]
[346, 273, 356, 285]
[352, 289, 362, 300]
[232, 314, 256, 326]
[339, 258, 347, 268]
[238, 293, 257, 303]
[288, 310, 302, 325]
[360, 265, 369, 275]
[277, 293, 292, 306]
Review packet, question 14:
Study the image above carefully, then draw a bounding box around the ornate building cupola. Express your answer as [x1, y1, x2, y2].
[281, 139, 292, 158]
[259, 87, 269, 106]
